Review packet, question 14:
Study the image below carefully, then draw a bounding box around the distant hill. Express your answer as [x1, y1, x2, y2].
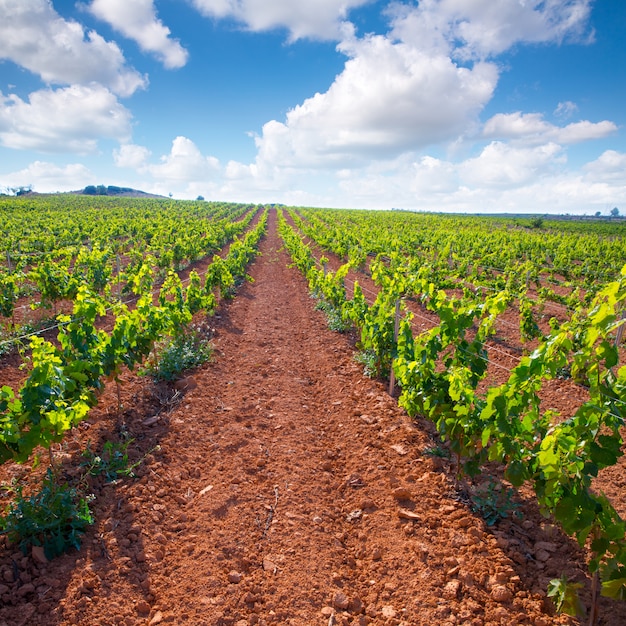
[72, 185, 167, 198]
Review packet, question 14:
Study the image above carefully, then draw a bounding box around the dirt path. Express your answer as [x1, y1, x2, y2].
[2, 210, 619, 625]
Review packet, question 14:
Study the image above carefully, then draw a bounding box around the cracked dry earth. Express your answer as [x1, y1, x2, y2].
[0, 210, 622, 626]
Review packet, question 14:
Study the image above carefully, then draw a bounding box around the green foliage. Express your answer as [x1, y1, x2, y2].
[0, 468, 94, 559]
[80, 439, 137, 482]
[547, 576, 586, 617]
[470, 479, 521, 526]
[144, 325, 212, 382]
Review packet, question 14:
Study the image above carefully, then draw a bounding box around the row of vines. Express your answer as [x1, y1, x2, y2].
[278, 207, 626, 622]
[0, 196, 267, 559]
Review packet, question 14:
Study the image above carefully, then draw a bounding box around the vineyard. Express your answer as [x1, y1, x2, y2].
[0, 196, 625, 625]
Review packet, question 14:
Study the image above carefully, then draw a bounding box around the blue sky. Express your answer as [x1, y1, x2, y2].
[0, 0, 624, 214]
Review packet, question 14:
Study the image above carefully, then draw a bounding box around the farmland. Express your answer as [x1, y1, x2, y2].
[0, 196, 625, 625]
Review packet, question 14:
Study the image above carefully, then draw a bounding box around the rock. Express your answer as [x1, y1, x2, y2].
[381, 606, 397, 618]
[320, 606, 334, 617]
[136, 600, 151, 615]
[371, 548, 383, 561]
[262, 558, 277, 573]
[391, 487, 412, 500]
[32, 545, 48, 564]
[491, 585, 513, 603]
[173, 376, 197, 391]
[228, 571, 242, 584]
[333, 592, 350, 610]
[17, 583, 35, 597]
[534, 541, 557, 553]
[149, 611, 164, 625]
[443, 580, 461, 600]
[390, 444, 408, 456]
[535, 549, 551, 562]
[349, 596, 364, 614]
[397, 508, 419, 521]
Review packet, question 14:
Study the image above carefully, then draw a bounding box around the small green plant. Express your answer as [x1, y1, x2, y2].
[470, 479, 521, 526]
[80, 439, 140, 482]
[424, 444, 451, 459]
[354, 349, 379, 378]
[0, 468, 94, 559]
[144, 324, 212, 382]
[314, 298, 350, 332]
[547, 575, 586, 618]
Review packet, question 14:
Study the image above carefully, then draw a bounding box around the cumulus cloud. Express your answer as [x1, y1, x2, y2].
[86, 0, 188, 69]
[1, 160, 93, 192]
[190, 0, 371, 40]
[387, 0, 594, 59]
[460, 141, 564, 187]
[0, 0, 146, 96]
[113, 143, 152, 169]
[147, 136, 221, 182]
[0, 85, 133, 152]
[483, 112, 617, 145]
[583, 150, 626, 183]
[254, 34, 498, 167]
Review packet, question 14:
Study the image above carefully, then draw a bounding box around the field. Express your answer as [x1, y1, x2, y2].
[0, 197, 625, 625]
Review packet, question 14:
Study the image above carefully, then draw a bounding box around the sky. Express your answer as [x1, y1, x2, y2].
[0, 0, 625, 214]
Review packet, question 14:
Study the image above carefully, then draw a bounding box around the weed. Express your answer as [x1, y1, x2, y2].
[144, 324, 212, 381]
[354, 349, 379, 378]
[81, 439, 140, 482]
[0, 468, 94, 559]
[470, 479, 521, 526]
[424, 444, 451, 459]
[314, 298, 350, 332]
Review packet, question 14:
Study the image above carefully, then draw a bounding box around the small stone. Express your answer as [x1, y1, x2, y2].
[320, 607, 334, 616]
[228, 571, 242, 584]
[349, 596, 364, 614]
[149, 611, 164, 625]
[17, 583, 35, 597]
[491, 585, 513, 603]
[381, 606, 397, 618]
[263, 558, 277, 573]
[391, 487, 412, 500]
[443, 580, 461, 600]
[136, 600, 151, 615]
[390, 444, 408, 456]
[534, 541, 557, 553]
[535, 549, 551, 562]
[371, 548, 383, 561]
[333, 592, 350, 610]
[32, 545, 48, 564]
[397, 508, 420, 521]
[173, 376, 197, 391]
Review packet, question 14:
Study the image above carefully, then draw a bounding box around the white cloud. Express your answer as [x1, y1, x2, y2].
[0, 0, 146, 96]
[113, 143, 152, 169]
[483, 112, 617, 146]
[460, 141, 564, 187]
[387, 0, 594, 59]
[1, 160, 93, 192]
[86, 0, 188, 69]
[584, 151, 626, 183]
[254, 34, 498, 167]
[0, 85, 132, 152]
[555, 101, 578, 118]
[147, 136, 221, 182]
[190, 0, 371, 40]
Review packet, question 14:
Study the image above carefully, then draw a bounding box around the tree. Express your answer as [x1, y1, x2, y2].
[595, 211, 602, 217]
[196, 195, 205, 201]
[611, 207, 620, 218]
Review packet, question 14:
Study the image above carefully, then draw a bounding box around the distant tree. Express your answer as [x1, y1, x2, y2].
[83, 185, 97, 195]
[196, 195, 205, 201]
[611, 207, 620, 218]
[529, 216, 544, 229]
[14, 185, 32, 196]
[595, 211, 602, 217]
